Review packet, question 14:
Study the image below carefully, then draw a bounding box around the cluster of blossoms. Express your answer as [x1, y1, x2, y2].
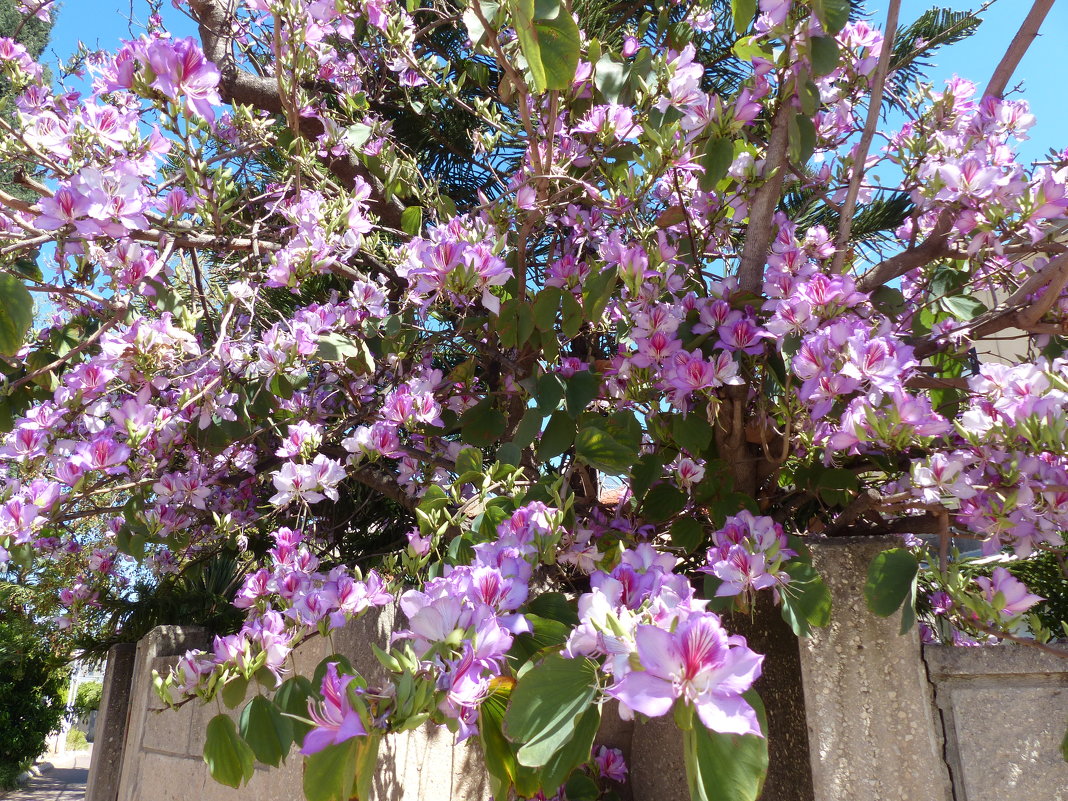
[876, 359, 1068, 556]
[700, 511, 795, 599]
[400, 216, 510, 313]
[921, 567, 1045, 646]
[395, 503, 557, 737]
[567, 544, 764, 736]
[264, 186, 376, 289]
[172, 527, 392, 695]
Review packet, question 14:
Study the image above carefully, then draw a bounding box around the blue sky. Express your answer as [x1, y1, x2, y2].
[44, 0, 1068, 163]
[867, 0, 1068, 165]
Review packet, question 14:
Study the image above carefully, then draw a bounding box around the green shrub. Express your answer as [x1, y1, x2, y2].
[73, 681, 103, 716]
[0, 620, 68, 790]
[65, 728, 89, 752]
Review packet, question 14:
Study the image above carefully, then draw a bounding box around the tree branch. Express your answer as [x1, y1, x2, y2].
[737, 103, 791, 295]
[856, 211, 952, 292]
[831, 0, 901, 274]
[187, 0, 406, 230]
[984, 0, 1055, 100]
[914, 251, 1068, 359]
[858, 1, 1056, 292]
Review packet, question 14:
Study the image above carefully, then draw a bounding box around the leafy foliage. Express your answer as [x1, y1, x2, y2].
[888, 7, 982, 101]
[0, 617, 68, 789]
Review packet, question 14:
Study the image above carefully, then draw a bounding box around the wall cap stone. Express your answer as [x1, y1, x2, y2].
[924, 642, 1068, 678]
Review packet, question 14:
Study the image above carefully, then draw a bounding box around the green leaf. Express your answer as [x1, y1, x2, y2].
[630, 452, 664, 501]
[480, 682, 521, 796]
[512, 406, 545, 451]
[497, 442, 522, 467]
[533, 286, 562, 332]
[509, 0, 579, 93]
[510, 0, 546, 92]
[732, 36, 767, 62]
[788, 113, 817, 165]
[463, 0, 498, 47]
[221, 675, 249, 709]
[0, 274, 34, 357]
[672, 413, 715, 455]
[503, 654, 598, 767]
[456, 447, 484, 476]
[0, 398, 13, 434]
[303, 738, 360, 801]
[731, 0, 756, 34]
[779, 561, 832, 637]
[683, 693, 769, 801]
[813, 467, 859, 506]
[536, 373, 566, 412]
[538, 410, 576, 461]
[864, 548, 919, 617]
[561, 291, 583, 338]
[203, 714, 255, 789]
[671, 517, 705, 553]
[526, 592, 580, 626]
[400, 206, 423, 236]
[581, 266, 618, 322]
[564, 371, 600, 417]
[460, 400, 507, 447]
[509, 614, 572, 666]
[900, 577, 919, 636]
[595, 54, 628, 104]
[539, 705, 601, 791]
[498, 299, 536, 349]
[564, 772, 601, 801]
[700, 137, 734, 190]
[352, 734, 380, 801]
[870, 286, 906, 317]
[534, 4, 581, 91]
[316, 333, 363, 362]
[812, 0, 850, 35]
[270, 374, 293, 400]
[942, 294, 987, 321]
[642, 483, 687, 523]
[810, 36, 840, 75]
[239, 695, 292, 767]
[574, 412, 641, 475]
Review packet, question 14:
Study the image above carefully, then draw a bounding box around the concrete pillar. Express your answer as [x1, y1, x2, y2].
[114, 627, 209, 801]
[86, 643, 136, 801]
[799, 537, 953, 801]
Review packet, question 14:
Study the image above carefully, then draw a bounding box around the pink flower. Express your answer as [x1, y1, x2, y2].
[35, 185, 90, 230]
[594, 745, 628, 783]
[609, 613, 764, 736]
[142, 37, 222, 121]
[974, 567, 1043, 622]
[301, 662, 367, 755]
[707, 545, 779, 597]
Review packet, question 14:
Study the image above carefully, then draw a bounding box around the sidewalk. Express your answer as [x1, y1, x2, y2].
[2, 748, 92, 801]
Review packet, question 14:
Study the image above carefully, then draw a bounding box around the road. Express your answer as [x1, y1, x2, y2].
[3, 749, 91, 801]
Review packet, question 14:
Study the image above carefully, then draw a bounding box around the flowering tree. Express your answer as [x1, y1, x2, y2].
[1, 0, 1067, 798]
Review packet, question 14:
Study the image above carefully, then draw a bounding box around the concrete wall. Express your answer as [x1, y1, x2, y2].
[108, 609, 490, 801]
[90, 541, 1068, 801]
[925, 642, 1068, 801]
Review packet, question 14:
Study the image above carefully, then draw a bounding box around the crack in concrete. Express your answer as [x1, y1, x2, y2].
[920, 645, 961, 801]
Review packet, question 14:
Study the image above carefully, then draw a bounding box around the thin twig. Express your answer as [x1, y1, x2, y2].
[984, 0, 1055, 99]
[831, 0, 900, 274]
